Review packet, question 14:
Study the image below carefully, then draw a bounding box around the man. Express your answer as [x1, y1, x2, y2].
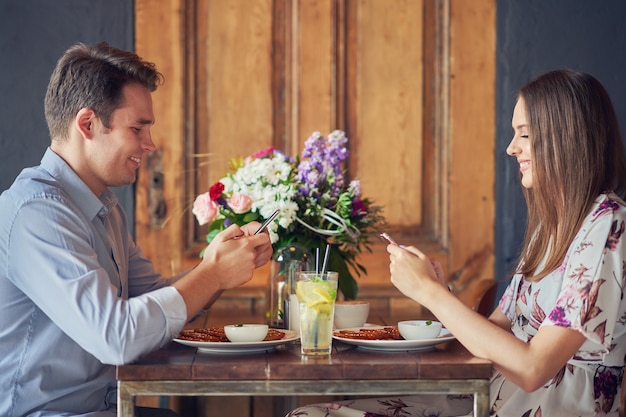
[0, 42, 272, 417]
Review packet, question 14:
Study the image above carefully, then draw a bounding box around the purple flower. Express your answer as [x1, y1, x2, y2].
[217, 197, 229, 208]
[296, 130, 350, 200]
[548, 306, 571, 327]
[272, 148, 295, 164]
[593, 368, 618, 409]
[352, 199, 368, 218]
[348, 179, 361, 199]
[593, 198, 620, 217]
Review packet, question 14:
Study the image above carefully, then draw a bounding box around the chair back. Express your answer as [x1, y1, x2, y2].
[618, 377, 626, 417]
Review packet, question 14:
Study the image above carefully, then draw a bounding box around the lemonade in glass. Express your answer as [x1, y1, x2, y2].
[295, 271, 338, 356]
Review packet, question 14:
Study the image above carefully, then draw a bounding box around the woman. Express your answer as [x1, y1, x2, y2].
[288, 70, 626, 416]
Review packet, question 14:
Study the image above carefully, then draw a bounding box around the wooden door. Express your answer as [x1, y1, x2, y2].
[134, 0, 495, 314]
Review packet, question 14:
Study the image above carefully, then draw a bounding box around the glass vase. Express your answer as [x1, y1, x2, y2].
[266, 243, 311, 329]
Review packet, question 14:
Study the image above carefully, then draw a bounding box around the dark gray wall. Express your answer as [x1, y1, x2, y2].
[0, 0, 135, 227]
[495, 0, 626, 299]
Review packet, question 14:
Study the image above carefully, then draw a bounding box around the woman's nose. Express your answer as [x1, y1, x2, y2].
[506, 137, 518, 156]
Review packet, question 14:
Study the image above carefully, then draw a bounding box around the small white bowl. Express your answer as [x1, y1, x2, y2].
[334, 301, 370, 329]
[398, 320, 442, 340]
[224, 324, 269, 343]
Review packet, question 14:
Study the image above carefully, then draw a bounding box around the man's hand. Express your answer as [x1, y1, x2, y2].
[173, 223, 272, 319]
[200, 223, 271, 289]
[240, 221, 273, 268]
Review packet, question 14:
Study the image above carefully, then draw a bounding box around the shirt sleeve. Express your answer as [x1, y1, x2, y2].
[543, 207, 626, 354]
[6, 195, 186, 364]
[125, 233, 190, 295]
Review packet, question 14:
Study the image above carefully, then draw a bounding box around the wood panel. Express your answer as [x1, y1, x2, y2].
[134, 0, 496, 312]
[340, 0, 432, 294]
[297, 0, 336, 139]
[203, 0, 274, 176]
[447, 0, 496, 305]
[135, 0, 186, 277]
[350, 0, 424, 226]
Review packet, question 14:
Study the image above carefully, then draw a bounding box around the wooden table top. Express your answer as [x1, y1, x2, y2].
[117, 336, 492, 382]
[117, 308, 493, 417]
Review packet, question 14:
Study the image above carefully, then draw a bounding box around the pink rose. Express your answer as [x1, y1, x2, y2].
[192, 192, 219, 225]
[250, 146, 275, 159]
[228, 193, 253, 214]
[245, 146, 276, 163]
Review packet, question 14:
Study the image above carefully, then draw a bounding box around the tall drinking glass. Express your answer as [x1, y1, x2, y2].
[295, 271, 338, 356]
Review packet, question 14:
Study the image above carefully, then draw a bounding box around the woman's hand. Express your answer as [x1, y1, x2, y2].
[386, 244, 587, 392]
[387, 244, 447, 309]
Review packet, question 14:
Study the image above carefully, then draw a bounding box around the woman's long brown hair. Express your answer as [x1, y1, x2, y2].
[517, 70, 626, 280]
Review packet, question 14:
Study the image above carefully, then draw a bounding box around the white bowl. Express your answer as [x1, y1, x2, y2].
[224, 324, 269, 343]
[397, 320, 442, 340]
[334, 301, 370, 329]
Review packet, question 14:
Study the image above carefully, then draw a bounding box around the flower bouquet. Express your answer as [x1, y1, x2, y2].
[192, 130, 385, 300]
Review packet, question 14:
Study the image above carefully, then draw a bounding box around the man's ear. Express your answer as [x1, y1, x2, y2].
[75, 108, 97, 139]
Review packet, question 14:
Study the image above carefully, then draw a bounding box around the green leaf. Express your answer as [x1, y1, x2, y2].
[327, 245, 358, 300]
[243, 212, 259, 223]
[207, 218, 225, 234]
[206, 228, 221, 243]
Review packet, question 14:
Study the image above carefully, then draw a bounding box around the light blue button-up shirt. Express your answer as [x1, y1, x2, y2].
[0, 148, 188, 417]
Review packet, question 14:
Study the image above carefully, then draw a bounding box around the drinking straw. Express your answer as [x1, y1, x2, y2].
[315, 248, 320, 274]
[313, 247, 321, 348]
[320, 243, 331, 278]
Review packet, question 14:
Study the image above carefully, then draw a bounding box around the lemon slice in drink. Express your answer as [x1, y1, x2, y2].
[296, 281, 336, 315]
[312, 287, 334, 304]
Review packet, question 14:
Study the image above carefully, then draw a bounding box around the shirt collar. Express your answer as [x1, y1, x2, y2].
[40, 148, 119, 220]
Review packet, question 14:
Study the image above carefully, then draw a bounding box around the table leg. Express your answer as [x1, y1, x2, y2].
[273, 395, 300, 417]
[474, 380, 490, 417]
[118, 382, 135, 417]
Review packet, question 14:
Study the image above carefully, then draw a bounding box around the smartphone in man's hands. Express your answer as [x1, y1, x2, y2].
[254, 209, 280, 235]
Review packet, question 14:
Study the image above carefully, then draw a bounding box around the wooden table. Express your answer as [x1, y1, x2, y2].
[117, 336, 492, 417]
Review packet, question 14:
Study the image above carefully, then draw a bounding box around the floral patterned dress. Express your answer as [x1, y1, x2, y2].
[286, 193, 626, 417]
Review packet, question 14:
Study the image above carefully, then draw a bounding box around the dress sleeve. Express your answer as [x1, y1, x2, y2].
[498, 273, 522, 322]
[543, 206, 626, 353]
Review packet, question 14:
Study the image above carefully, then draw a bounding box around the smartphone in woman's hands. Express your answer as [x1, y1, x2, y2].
[379, 233, 406, 248]
[381, 233, 445, 283]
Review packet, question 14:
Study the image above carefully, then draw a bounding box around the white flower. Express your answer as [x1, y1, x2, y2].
[219, 153, 297, 235]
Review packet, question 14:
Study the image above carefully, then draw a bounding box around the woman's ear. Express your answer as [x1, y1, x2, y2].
[75, 108, 97, 139]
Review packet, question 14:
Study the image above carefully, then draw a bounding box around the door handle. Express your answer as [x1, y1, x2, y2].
[147, 150, 167, 229]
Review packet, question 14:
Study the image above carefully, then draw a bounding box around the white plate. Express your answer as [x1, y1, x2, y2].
[333, 326, 455, 352]
[334, 322, 380, 330]
[174, 329, 299, 354]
